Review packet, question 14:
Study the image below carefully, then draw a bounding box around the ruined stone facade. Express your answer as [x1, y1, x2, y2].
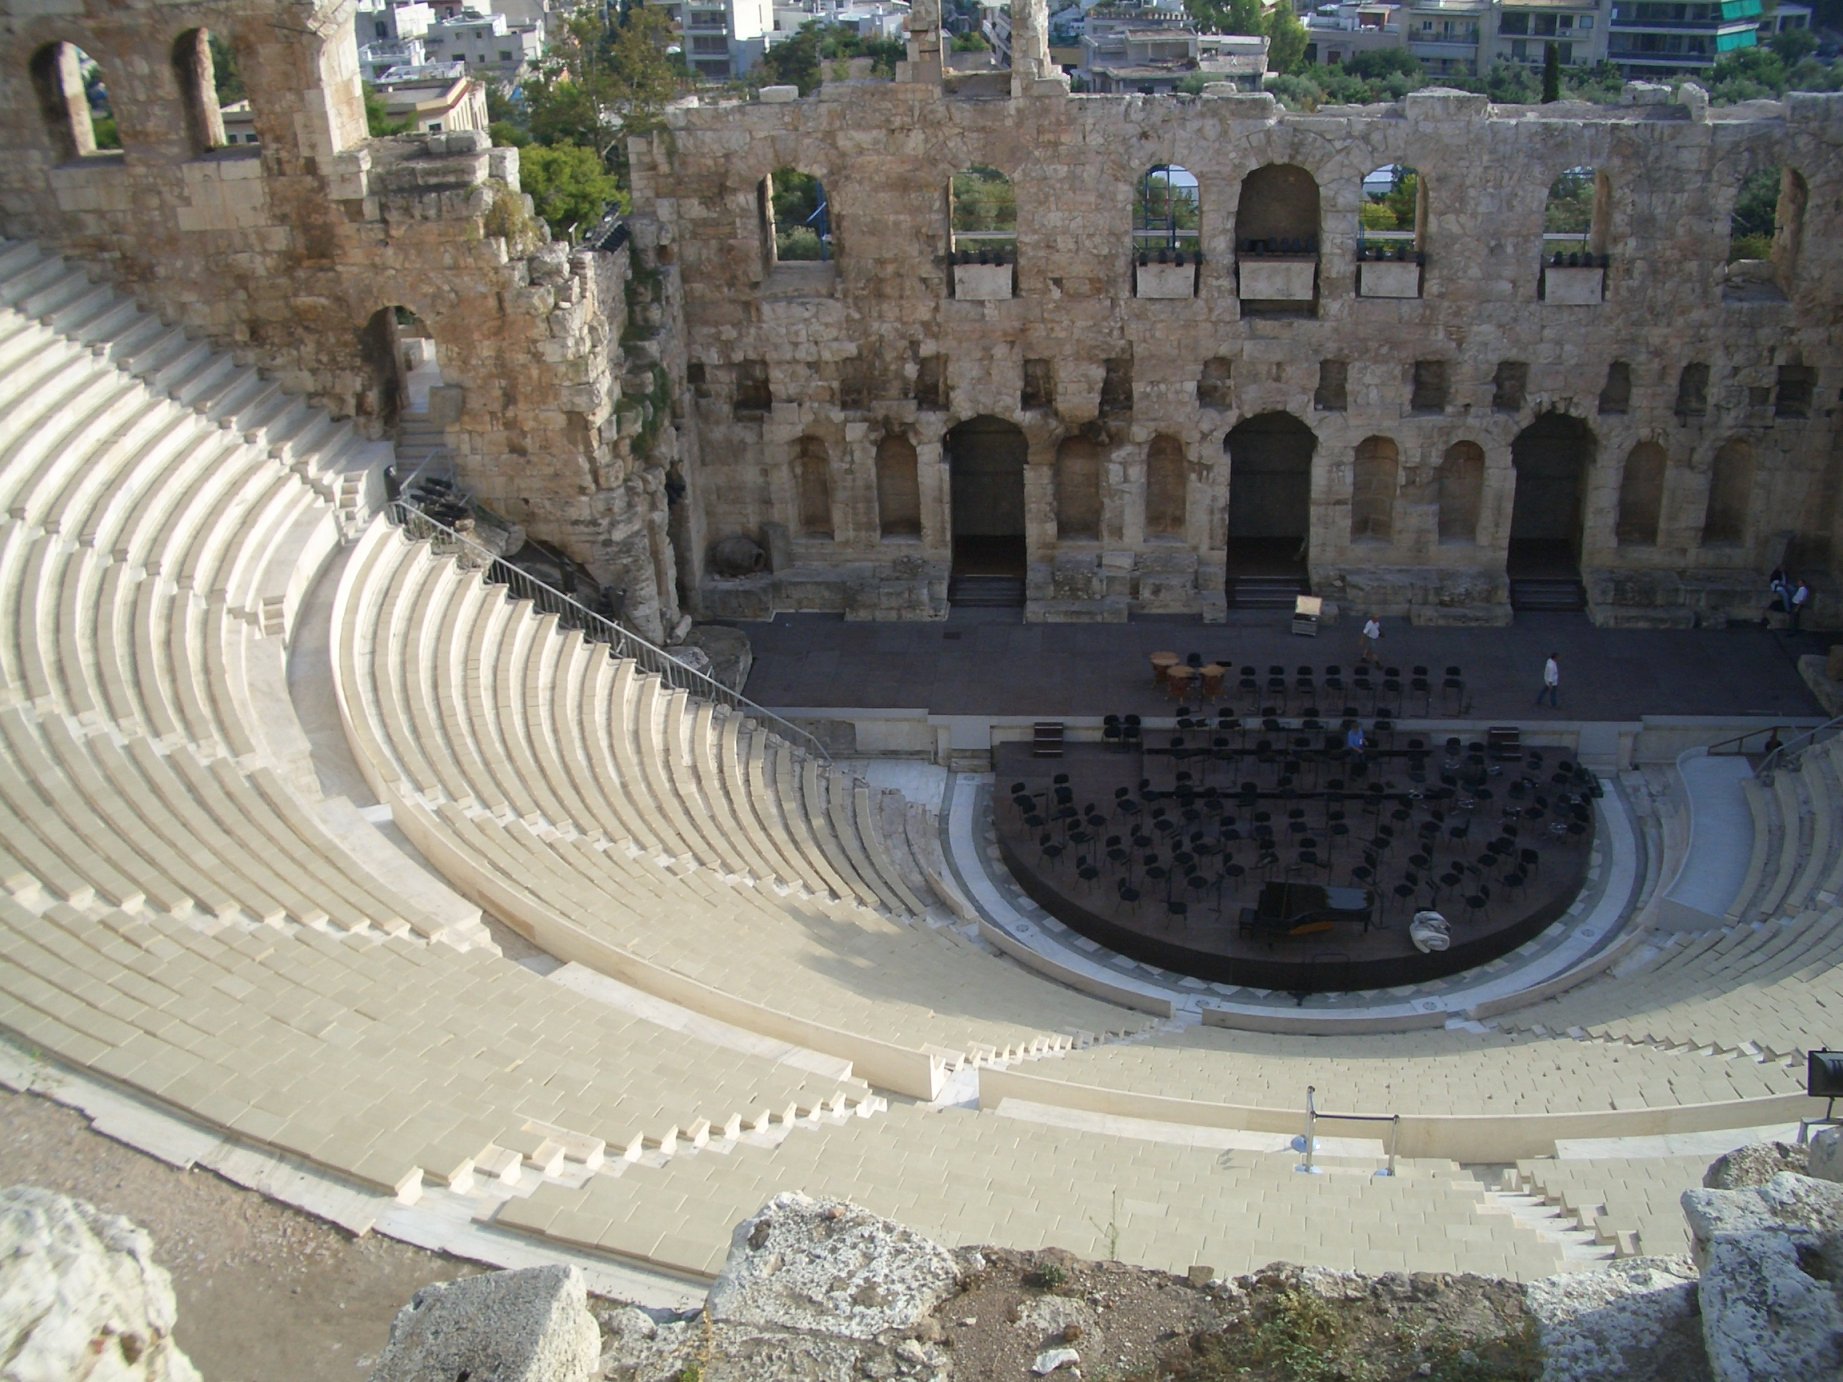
[0, 0, 685, 642]
[2, 0, 1839, 632]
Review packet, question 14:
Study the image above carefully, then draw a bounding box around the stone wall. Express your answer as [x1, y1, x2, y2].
[0, 0, 681, 641]
[637, 60, 1843, 627]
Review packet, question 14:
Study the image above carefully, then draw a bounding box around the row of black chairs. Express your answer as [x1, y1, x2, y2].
[1162, 657, 1469, 717]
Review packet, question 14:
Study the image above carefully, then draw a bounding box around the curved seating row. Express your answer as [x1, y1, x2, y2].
[332, 523, 1153, 1096]
[496, 1099, 1569, 1280]
[1504, 1155, 1708, 1259]
[1729, 736, 1843, 925]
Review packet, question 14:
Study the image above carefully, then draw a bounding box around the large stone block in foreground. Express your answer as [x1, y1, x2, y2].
[369, 1263, 601, 1382]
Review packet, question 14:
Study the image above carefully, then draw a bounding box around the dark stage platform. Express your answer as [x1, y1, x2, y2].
[994, 729, 1594, 994]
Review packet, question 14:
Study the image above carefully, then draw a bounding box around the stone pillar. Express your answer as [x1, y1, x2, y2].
[1009, 0, 1053, 96]
[904, 0, 943, 84]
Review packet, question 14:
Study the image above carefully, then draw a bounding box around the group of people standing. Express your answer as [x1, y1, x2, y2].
[1765, 569, 1813, 633]
[1357, 611, 1564, 711]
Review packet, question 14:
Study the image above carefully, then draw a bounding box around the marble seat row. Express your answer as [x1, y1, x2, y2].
[333, 522, 1153, 1096]
[1505, 1155, 1709, 1258]
[1729, 736, 1843, 925]
[0, 895, 872, 1200]
[495, 1100, 1569, 1281]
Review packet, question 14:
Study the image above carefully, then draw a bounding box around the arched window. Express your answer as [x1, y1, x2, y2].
[172, 30, 227, 154]
[1350, 436, 1398, 543]
[762, 168, 830, 269]
[1359, 163, 1421, 254]
[31, 43, 114, 159]
[1701, 440, 1752, 547]
[875, 435, 921, 538]
[795, 437, 833, 538]
[1235, 164, 1320, 313]
[1145, 435, 1186, 538]
[1437, 442, 1484, 545]
[1542, 165, 1607, 259]
[1726, 165, 1806, 302]
[1616, 442, 1665, 547]
[949, 165, 1016, 262]
[1132, 165, 1198, 259]
[1055, 436, 1102, 541]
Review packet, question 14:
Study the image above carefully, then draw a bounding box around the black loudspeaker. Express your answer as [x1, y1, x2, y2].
[1807, 1050, 1843, 1099]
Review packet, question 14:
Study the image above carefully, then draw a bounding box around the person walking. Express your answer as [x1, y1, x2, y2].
[1358, 614, 1382, 666]
[1536, 652, 1560, 708]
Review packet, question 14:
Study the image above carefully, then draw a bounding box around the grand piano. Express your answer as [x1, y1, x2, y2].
[1241, 881, 1375, 939]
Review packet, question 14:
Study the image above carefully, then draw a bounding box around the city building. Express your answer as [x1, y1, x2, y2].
[419, 9, 545, 82]
[662, 0, 775, 81]
[1607, 0, 1760, 78]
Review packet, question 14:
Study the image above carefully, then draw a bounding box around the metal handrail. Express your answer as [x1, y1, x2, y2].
[384, 499, 831, 763]
[1758, 712, 1843, 783]
[1704, 723, 1793, 758]
[1297, 1085, 1401, 1178]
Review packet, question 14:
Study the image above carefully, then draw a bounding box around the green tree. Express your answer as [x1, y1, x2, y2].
[91, 115, 120, 149]
[1729, 164, 1781, 259]
[951, 30, 990, 51]
[520, 142, 625, 237]
[1263, 3, 1309, 76]
[1541, 42, 1561, 102]
[1769, 28, 1819, 64]
[209, 34, 244, 105]
[362, 83, 411, 137]
[770, 167, 826, 256]
[525, 6, 686, 158]
[760, 25, 824, 94]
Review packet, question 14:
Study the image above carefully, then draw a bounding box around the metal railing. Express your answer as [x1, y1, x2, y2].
[1757, 712, 1843, 784]
[1704, 722, 1795, 759]
[1296, 1085, 1401, 1178]
[384, 499, 831, 763]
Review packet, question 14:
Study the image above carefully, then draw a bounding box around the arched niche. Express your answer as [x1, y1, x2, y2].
[361, 305, 443, 428]
[1726, 165, 1806, 303]
[795, 436, 834, 539]
[1133, 164, 1199, 257]
[1144, 435, 1187, 538]
[1542, 165, 1608, 258]
[1054, 436, 1102, 542]
[1350, 436, 1399, 543]
[1701, 439, 1753, 547]
[1616, 442, 1665, 547]
[1437, 442, 1484, 546]
[876, 434, 921, 538]
[1224, 411, 1315, 576]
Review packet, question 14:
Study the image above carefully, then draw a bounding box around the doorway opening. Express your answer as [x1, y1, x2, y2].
[1509, 412, 1592, 610]
[1224, 411, 1314, 606]
[946, 415, 1028, 607]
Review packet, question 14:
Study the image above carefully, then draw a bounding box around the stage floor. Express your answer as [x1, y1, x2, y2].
[734, 609, 1821, 722]
[994, 737, 1594, 993]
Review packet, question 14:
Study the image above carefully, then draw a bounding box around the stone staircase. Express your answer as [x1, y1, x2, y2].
[947, 572, 1025, 608]
[1510, 575, 1588, 612]
[1226, 573, 1307, 609]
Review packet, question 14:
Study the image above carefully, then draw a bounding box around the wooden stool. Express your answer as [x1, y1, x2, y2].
[1199, 662, 1226, 699]
[1149, 650, 1179, 688]
[1165, 664, 1196, 701]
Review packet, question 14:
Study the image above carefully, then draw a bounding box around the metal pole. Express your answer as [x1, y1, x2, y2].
[1297, 1085, 1318, 1174]
[1383, 1114, 1400, 1178]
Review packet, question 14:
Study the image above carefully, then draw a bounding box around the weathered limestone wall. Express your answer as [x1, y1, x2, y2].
[0, 0, 681, 641]
[639, 76, 1843, 627]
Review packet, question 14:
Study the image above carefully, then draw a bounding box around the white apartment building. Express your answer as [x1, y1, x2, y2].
[663, 0, 774, 81]
[420, 10, 546, 82]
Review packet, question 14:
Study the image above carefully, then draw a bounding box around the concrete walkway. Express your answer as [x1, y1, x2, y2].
[1665, 752, 1758, 920]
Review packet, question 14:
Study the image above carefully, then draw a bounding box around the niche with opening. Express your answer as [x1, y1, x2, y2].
[1133, 164, 1200, 298]
[361, 305, 443, 428]
[761, 168, 833, 280]
[1675, 363, 1708, 421]
[1726, 165, 1806, 303]
[1357, 164, 1423, 298]
[1055, 437, 1102, 541]
[172, 30, 230, 153]
[734, 360, 772, 416]
[838, 357, 870, 412]
[1493, 361, 1529, 413]
[1314, 359, 1348, 412]
[1438, 442, 1484, 545]
[1616, 442, 1665, 547]
[1235, 164, 1319, 314]
[1197, 358, 1232, 410]
[1021, 358, 1055, 411]
[32, 42, 117, 160]
[1350, 436, 1399, 543]
[915, 355, 948, 411]
[876, 434, 921, 538]
[1411, 360, 1448, 413]
[1145, 435, 1187, 538]
[1776, 365, 1815, 419]
[1540, 166, 1608, 303]
[1099, 356, 1133, 416]
[1701, 440, 1753, 546]
[949, 166, 1016, 300]
[794, 437, 834, 539]
[1598, 361, 1631, 415]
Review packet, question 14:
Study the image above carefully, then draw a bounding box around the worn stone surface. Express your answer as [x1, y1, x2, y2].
[368, 1263, 600, 1382]
[1810, 1126, 1843, 1184]
[1524, 1255, 1708, 1382]
[1698, 1230, 1843, 1382]
[1701, 1139, 1809, 1189]
[707, 1193, 961, 1341]
[0, 1184, 201, 1382]
[1682, 1171, 1843, 1268]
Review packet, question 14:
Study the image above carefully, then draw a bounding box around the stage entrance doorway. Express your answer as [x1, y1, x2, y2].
[946, 415, 1027, 607]
[1509, 413, 1591, 611]
[1224, 411, 1314, 607]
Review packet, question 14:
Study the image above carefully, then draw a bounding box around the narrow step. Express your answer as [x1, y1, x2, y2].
[1510, 578, 1587, 612]
[1226, 575, 1307, 609]
[948, 574, 1025, 608]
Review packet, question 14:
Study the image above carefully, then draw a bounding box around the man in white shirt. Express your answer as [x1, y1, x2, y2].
[1536, 652, 1560, 708]
[1359, 614, 1381, 666]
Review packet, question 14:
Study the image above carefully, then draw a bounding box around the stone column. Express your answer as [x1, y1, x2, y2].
[904, 0, 943, 84]
[1009, 0, 1053, 96]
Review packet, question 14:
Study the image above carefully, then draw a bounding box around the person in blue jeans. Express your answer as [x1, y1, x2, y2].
[1536, 653, 1560, 708]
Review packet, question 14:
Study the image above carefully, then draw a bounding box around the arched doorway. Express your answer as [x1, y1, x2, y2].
[946, 415, 1027, 606]
[1509, 412, 1592, 610]
[1224, 412, 1314, 604]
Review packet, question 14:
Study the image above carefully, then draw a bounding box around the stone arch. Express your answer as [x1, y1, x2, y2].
[1145, 434, 1187, 538]
[171, 29, 227, 154]
[1702, 439, 1753, 547]
[1616, 442, 1666, 547]
[1359, 163, 1422, 252]
[1437, 441, 1484, 545]
[1350, 435, 1398, 542]
[762, 167, 831, 269]
[31, 41, 111, 160]
[1236, 164, 1319, 251]
[360, 305, 443, 428]
[875, 434, 921, 538]
[795, 435, 834, 538]
[1055, 436, 1102, 541]
[1133, 164, 1199, 258]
